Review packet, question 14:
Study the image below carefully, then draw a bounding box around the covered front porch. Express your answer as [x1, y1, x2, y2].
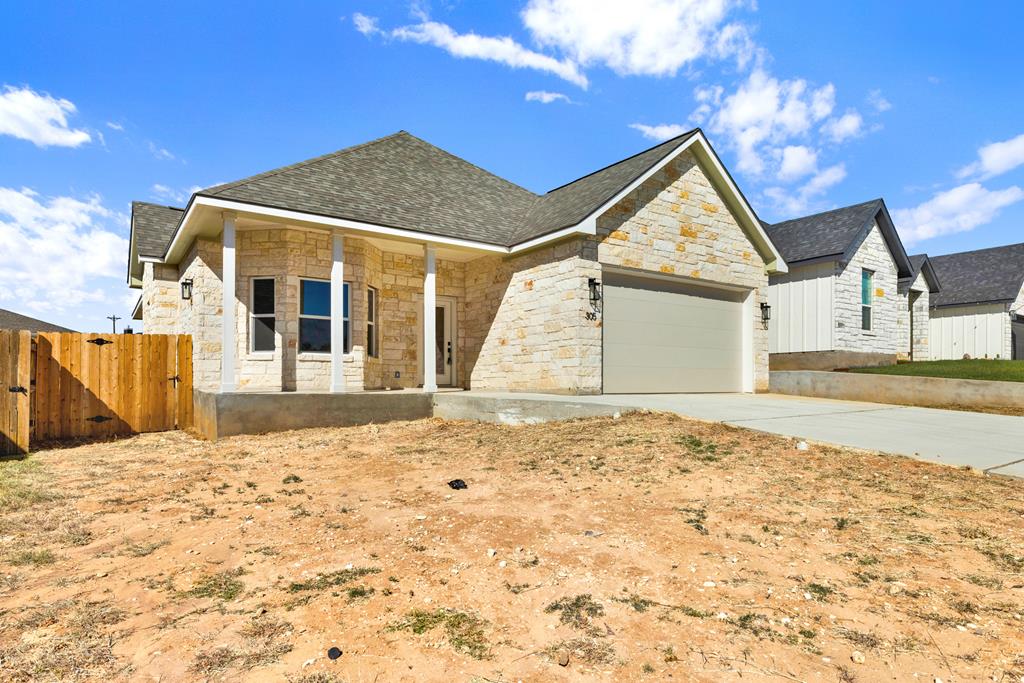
[175, 206, 506, 394]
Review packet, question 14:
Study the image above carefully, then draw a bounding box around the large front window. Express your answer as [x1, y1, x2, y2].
[299, 279, 350, 353]
[861, 269, 873, 331]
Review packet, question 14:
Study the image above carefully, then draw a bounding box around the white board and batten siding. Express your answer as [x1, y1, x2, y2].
[767, 262, 835, 354]
[929, 304, 1009, 360]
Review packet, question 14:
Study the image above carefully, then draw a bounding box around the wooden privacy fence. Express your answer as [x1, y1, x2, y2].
[0, 331, 192, 456]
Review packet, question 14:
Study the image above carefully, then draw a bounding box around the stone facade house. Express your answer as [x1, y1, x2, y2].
[127, 129, 786, 395]
[928, 243, 1024, 360]
[897, 255, 941, 361]
[764, 199, 918, 370]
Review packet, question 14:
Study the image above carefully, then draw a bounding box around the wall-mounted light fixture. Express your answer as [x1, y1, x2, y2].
[760, 301, 771, 328]
[181, 278, 194, 300]
[588, 277, 602, 307]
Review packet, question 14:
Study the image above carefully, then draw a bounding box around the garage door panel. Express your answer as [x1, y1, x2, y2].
[604, 366, 739, 394]
[602, 273, 745, 393]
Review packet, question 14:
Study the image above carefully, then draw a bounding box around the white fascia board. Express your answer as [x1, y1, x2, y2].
[131, 294, 143, 321]
[575, 134, 701, 237]
[564, 131, 788, 275]
[156, 195, 593, 264]
[689, 132, 787, 274]
[508, 223, 591, 253]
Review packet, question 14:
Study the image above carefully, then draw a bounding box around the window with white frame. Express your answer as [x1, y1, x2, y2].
[367, 286, 378, 358]
[250, 277, 275, 352]
[861, 269, 873, 331]
[299, 279, 350, 353]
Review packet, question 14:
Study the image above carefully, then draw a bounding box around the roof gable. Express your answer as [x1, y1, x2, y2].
[901, 254, 941, 293]
[765, 199, 912, 277]
[930, 243, 1024, 307]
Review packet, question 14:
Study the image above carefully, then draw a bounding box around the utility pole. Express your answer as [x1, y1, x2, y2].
[107, 314, 121, 334]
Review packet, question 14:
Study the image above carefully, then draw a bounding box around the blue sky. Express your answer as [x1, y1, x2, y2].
[2, 1, 1023, 331]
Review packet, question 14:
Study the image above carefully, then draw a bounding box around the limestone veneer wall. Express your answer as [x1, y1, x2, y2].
[585, 149, 771, 391]
[463, 240, 597, 394]
[141, 262, 180, 334]
[834, 223, 899, 354]
[178, 239, 222, 389]
[896, 271, 931, 361]
[378, 251, 466, 389]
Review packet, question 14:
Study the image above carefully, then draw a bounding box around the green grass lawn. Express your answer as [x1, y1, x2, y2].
[850, 359, 1024, 382]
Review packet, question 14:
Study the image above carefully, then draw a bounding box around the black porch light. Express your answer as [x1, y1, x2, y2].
[181, 278, 194, 300]
[760, 301, 771, 326]
[588, 277, 602, 306]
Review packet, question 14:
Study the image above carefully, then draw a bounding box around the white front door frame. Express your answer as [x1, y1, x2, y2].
[417, 295, 457, 388]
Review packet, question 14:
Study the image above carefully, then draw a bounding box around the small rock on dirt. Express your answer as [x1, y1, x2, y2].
[327, 646, 342, 660]
[557, 649, 570, 667]
[796, 441, 809, 451]
[851, 650, 865, 664]
[487, 548, 497, 557]
[447, 479, 468, 490]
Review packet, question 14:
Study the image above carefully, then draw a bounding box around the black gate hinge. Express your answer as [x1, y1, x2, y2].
[8, 385, 27, 394]
[87, 338, 114, 346]
[86, 415, 112, 423]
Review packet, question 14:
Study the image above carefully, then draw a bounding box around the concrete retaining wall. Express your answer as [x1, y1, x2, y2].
[770, 370, 1024, 410]
[193, 390, 433, 439]
[769, 351, 896, 371]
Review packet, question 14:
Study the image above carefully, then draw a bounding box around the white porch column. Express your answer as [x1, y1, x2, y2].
[220, 211, 237, 392]
[422, 245, 438, 392]
[330, 232, 347, 393]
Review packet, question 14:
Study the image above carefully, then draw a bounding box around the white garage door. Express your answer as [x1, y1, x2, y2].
[602, 272, 746, 393]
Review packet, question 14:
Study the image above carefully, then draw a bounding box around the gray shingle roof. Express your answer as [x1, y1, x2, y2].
[930, 243, 1024, 308]
[185, 130, 699, 249]
[901, 254, 941, 293]
[0, 308, 74, 333]
[133, 202, 184, 258]
[511, 131, 698, 243]
[200, 132, 539, 247]
[764, 199, 883, 264]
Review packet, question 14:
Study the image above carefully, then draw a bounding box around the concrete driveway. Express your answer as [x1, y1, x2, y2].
[463, 392, 1024, 476]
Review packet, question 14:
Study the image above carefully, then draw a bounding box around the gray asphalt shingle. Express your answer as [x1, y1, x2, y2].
[930, 243, 1024, 307]
[764, 199, 883, 264]
[0, 308, 74, 333]
[132, 202, 185, 257]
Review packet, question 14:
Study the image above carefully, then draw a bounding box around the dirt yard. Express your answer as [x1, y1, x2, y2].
[1, 413, 1023, 682]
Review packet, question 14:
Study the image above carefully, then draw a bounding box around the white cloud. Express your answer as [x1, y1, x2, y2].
[956, 133, 1024, 180]
[820, 111, 863, 143]
[150, 183, 201, 204]
[893, 182, 1024, 244]
[525, 90, 571, 104]
[388, 19, 589, 88]
[867, 89, 891, 112]
[764, 163, 846, 216]
[0, 85, 91, 148]
[776, 145, 818, 182]
[352, 12, 380, 36]
[0, 187, 128, 314]
[698, 68, 836, 175]
[629, 123, 691, 141]
[105, 121, 124, 131]
[147, 141, 176, 161]
[522, 0, 744, 78]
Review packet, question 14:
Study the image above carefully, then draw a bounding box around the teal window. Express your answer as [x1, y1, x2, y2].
[861, 269, 873, 330]
[299, 279, 350, 352]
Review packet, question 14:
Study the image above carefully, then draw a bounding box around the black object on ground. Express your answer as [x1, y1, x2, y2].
[327, 646, 342, 660]
[447, 479, 468, 490]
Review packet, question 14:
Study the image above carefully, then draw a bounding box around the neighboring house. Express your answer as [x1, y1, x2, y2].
[127, 129, 786, 395]
[0, 308, 74, 333]
[764, 199, 914, 370]
[897, 254, 941, 361]
[928, 243, 1024, 360]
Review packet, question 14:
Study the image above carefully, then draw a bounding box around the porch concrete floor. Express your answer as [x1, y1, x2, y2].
[457, 391, 1024, 476]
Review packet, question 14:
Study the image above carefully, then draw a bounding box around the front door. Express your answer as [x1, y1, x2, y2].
[435, 298, 454, 386]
